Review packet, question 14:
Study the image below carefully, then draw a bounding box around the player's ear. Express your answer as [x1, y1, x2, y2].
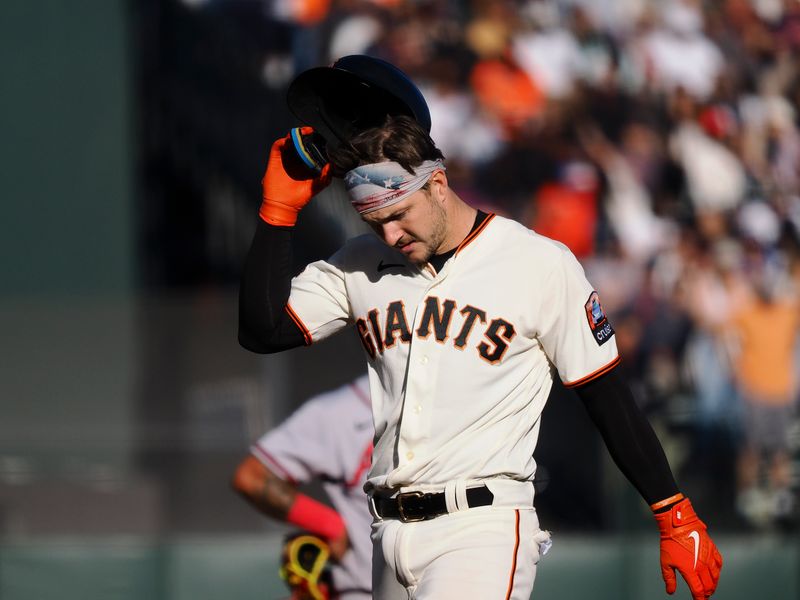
[429, 169, 448, 203]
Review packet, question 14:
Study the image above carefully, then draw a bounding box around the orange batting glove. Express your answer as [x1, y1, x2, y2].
[653, 495, 723, 599]
[260, 127, 332, 227]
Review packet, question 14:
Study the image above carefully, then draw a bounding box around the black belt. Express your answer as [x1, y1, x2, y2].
[374, 486, 494, 522]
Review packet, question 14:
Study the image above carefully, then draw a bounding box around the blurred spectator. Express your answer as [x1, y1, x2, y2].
[579, 124, 672, 263]
[668, 87, 747, 217]
[512, 0, 583, 99]
[569, 0, 649, 37]
[423, 48, 503, 168]
[528, 159, 601, 258]
[273, 0, 332, 26]
[327, 6, 384, 60]
[637, 0, 725, 100]
[729, 261, 800, 527]
[268, 0, 333, 73]
[466, 1, 546, 141]
[679, 237, 749, 443]
[569, 5, 621, 88]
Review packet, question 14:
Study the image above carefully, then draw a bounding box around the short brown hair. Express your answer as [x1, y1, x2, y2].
[328, 114, 444, 175]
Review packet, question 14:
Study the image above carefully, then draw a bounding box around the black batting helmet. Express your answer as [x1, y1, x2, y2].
[286, 55, 431, 152]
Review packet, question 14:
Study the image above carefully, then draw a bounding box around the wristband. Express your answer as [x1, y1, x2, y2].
[259, 198, 304, 228]
[286, 493, 347, 541]
[650, 492, 684, 512]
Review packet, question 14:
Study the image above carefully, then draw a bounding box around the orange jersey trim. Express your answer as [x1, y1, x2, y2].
[504, 509, 521, 600]
[285, 303, 313, 346]
[562, 355, 621, 388]
[456, 213, 496, 255]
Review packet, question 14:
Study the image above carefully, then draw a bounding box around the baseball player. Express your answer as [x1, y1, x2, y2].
[238, 56, 723, 599]
[232, 375, 373, 600]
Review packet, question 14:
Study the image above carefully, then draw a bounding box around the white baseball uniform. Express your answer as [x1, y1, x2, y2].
[284, 214, 619, 599]
[252, 375, 373, 600]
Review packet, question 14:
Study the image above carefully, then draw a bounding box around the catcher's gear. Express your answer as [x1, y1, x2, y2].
[286, 55, 431, 158]
[260, 127, 332, 227]
[654, 496, 723, 599]
[279, 533, 334, 600]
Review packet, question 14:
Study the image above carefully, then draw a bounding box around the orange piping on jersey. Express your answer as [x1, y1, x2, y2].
[285, 304, 313, 346]
[563, 355, 621, 388]
[504, 509, 521, 600]
[455, 213, 496, 255]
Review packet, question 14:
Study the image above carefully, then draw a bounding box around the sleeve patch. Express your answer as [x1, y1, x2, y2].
[585, 291, 615, 346]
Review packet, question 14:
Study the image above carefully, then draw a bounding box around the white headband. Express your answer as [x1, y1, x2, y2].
[344, 159, 445, 214]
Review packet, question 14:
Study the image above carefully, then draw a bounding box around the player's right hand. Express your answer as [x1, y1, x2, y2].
[654, 496, 723, 599]
[260, 127, 332, 227]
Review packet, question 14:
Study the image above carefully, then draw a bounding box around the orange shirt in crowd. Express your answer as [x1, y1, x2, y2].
[470, 57, 544, 139]
[290, 0, 331, 25]
[529, 182, 598, 259]
[732, 298, 800, 404]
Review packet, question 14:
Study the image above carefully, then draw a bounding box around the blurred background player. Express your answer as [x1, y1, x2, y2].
[232, 375, 373, 600]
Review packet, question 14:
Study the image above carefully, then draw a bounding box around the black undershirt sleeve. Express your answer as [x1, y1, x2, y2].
[238, 219, 308, 353]
[574, 367, 680, 506]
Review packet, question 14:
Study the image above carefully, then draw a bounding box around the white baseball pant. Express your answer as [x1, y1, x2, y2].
[370, 482, 551, 599]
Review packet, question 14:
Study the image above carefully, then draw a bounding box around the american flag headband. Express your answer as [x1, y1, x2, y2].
[344, 159, 446, 215]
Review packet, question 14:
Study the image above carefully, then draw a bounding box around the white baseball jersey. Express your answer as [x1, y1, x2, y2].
[285, 214, 619, 494]
[251, 375, 373, 597]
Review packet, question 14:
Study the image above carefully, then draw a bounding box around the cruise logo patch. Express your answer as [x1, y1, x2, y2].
[585, 291, 614, 346]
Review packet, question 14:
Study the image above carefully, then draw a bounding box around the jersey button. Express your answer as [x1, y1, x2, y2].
[406, 451, 414, 460]
[414, 405, 422, 414]
[420, 356, 429, 365]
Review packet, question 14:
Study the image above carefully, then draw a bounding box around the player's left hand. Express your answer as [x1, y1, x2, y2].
[654, 497, 723, 599]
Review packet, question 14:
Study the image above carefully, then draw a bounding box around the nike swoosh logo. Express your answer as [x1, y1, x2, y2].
[377, 260, 406, 272]
[688, 530, 700, 569]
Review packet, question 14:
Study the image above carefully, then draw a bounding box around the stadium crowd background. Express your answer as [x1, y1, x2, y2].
[150, 0, 800, 531]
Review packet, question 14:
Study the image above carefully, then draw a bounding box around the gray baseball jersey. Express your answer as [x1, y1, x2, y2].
[284, 215, 619, 493]
[251, 375, 373, 596]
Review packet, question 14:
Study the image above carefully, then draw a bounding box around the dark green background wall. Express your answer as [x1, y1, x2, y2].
[0, 0, 133, 294]
[0, 0, 136, 478]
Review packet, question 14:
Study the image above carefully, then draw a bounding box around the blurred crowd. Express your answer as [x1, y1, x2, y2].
[179, 0, 800, 530]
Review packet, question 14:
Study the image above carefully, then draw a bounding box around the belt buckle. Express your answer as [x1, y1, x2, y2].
[396, 491, 426, 523]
